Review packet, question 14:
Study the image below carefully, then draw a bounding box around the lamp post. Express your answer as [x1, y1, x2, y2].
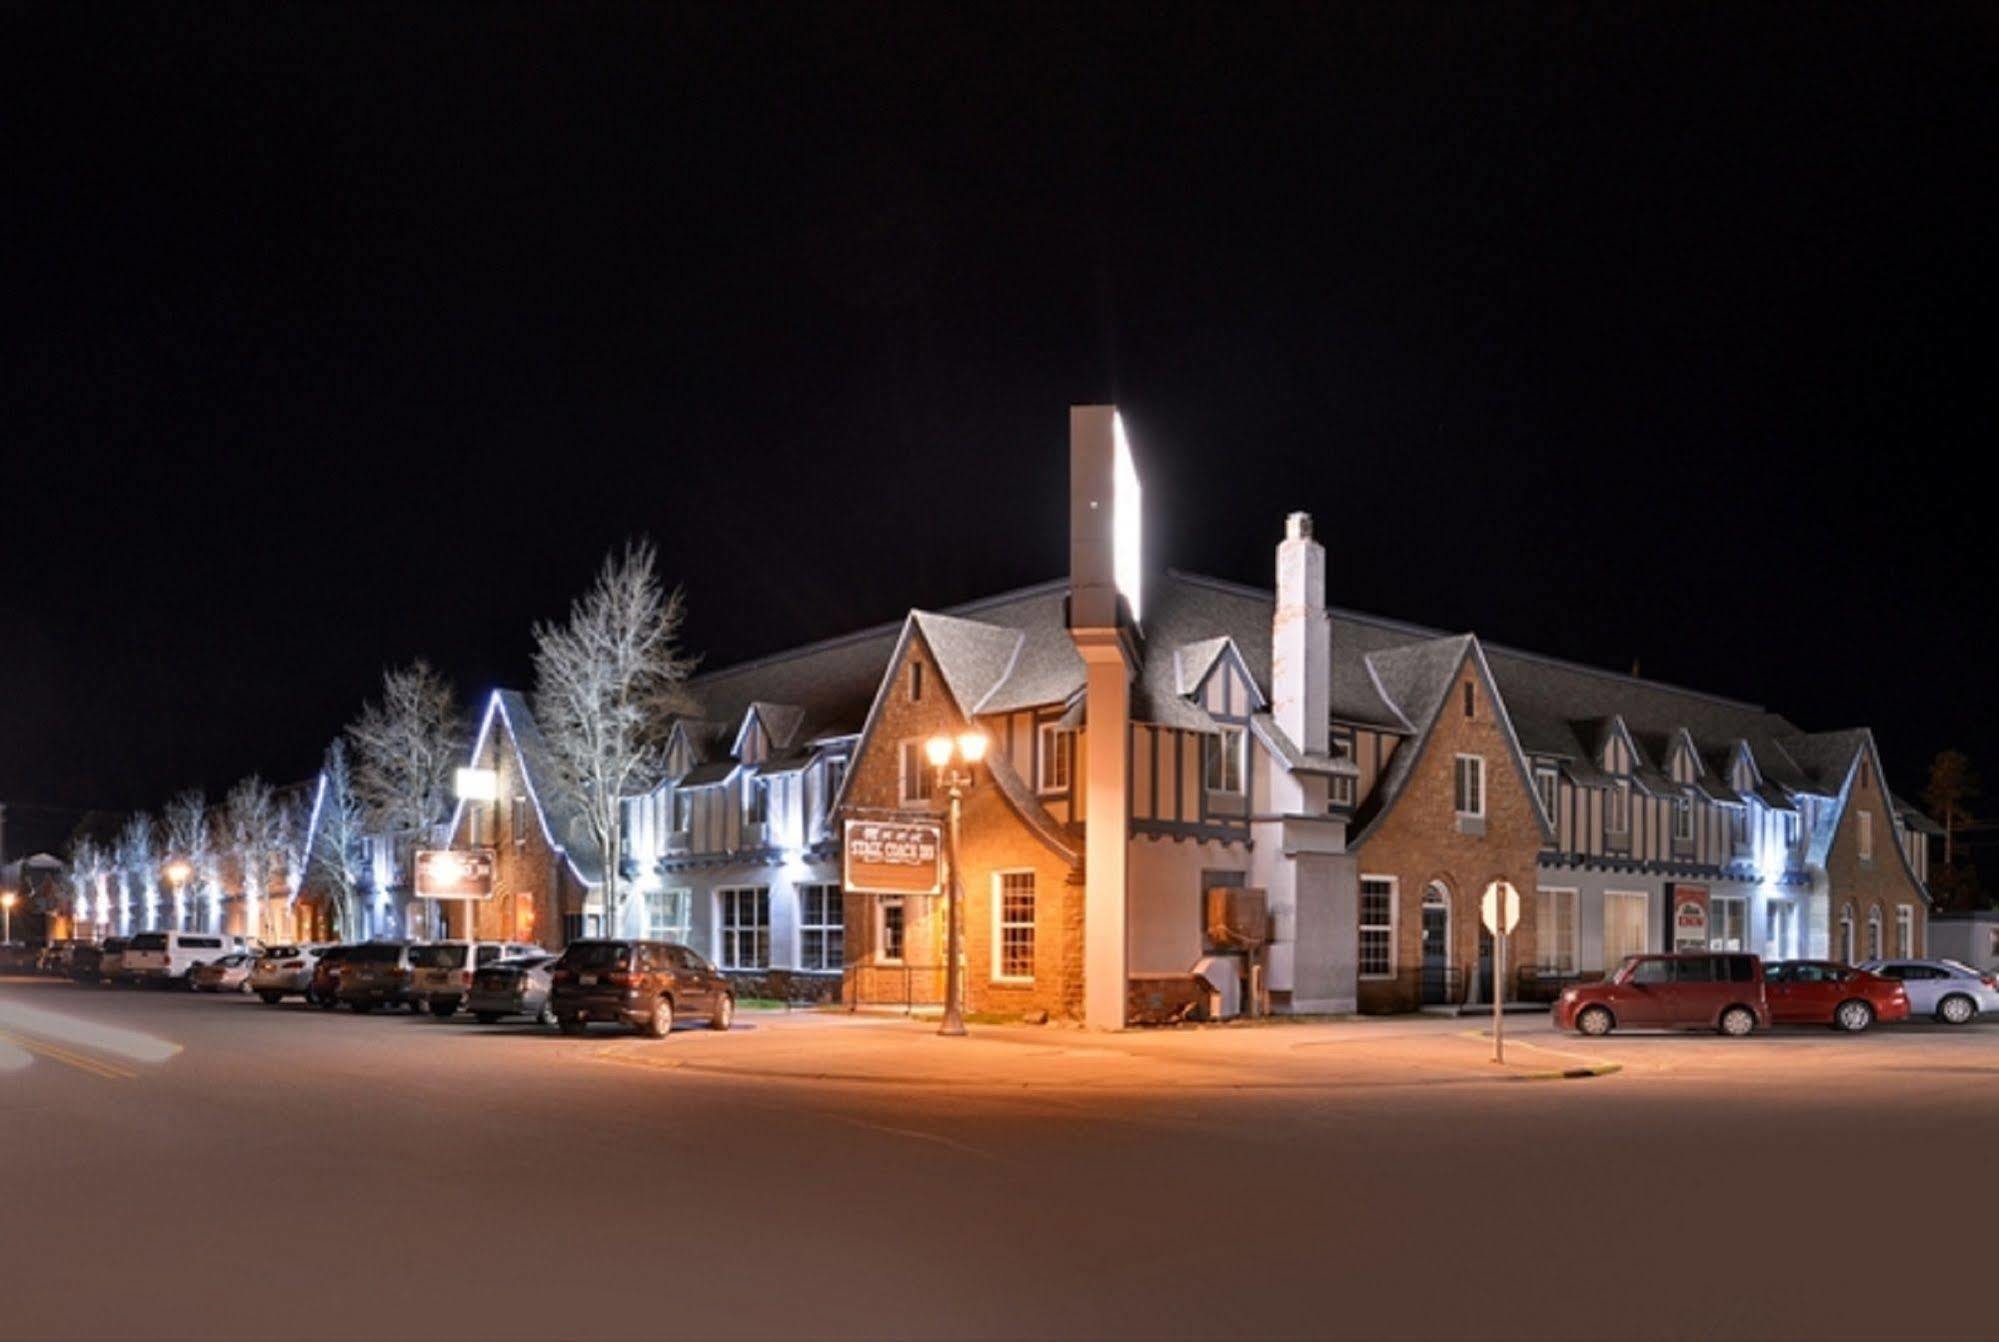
[164, 860, 192, 932]
[925, 730, 988, 1038]
[2, 890, 16, 944]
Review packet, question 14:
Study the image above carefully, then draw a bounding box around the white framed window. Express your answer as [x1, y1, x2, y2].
[799, 884, 843, 971]
[821, 756, 846, 819]
[1358, 876, 1396, 979]
[743, 777, 768, 827]
[1673, 796, 1693, 842]
[1037, 724, 1073, 794]
[1728, 804, 1749, 850]
[671, 790, 692, 834]
[1856, 809, 1873, 863]
[1895, 905, 1914, 958]
[992, 870, 1036, 982]
[645, 888, 691, 943]
[717, 887, 770, 969]
[876, 895, 906, 963]
[1709, 895, 1747, 951]
[1204, 727, 1245, 794]
[1536, 887, 1577, 975]
[1604, 890, 1650, 966]
[1535, 766, 1558, 822]
[1839, 904, 1856, 964]
[1328, 773, 1356, 808]
[1607, 780, 1630, 835]
[1782, 811, 1798, 847]
[1453, 755, 1484, 818]
[1865, 907, 1883, 962]
[899, 740, 933, 805]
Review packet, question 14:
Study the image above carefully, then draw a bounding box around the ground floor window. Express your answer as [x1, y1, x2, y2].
[1708, 895, 1747, 951]
[1895, 905, 1914, 958]
[1536, 888, 1577, 974]
[717, 887, 770, 969]
[799, 884, 843, 971]
[1838, 905, 1855, 964]
[993, 871, 1035, 981]
[1865, 907, 1883, 962]
[876, 895, 906, 963]
[1358, 877, 1395, 978]
[1604, 891, 1649, 968]
[646, 888, 691, 944]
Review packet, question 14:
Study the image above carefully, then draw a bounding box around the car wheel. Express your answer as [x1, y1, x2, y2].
[558, 1017, 586, 1037]
[1576, 1005, 1614, 1037]
[318, 995, 340, 1011]
[538, 1001, 558, 1028]
[1833, 1000, 1874, 1033]
[474, 1012, 501, 1025]
[1718, 1005, 1757, 1037]
[640, 996, 674, 1039]
[258, 991, 283, 1006]
[239, 979, 255, 995]
[430, 1001, 457, 1019]
[709, 993, 734, 1031]
[1937, 993, 1977, 1026]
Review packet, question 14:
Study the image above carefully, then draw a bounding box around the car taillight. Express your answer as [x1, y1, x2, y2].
[455, 971, 472, 987]
[282, 960, 303, 969]
[552, 969, 574, 985]
[606, 971, 637, 987]
[389, 967, 409, 979]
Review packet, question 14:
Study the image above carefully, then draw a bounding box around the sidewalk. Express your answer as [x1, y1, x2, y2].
[582, 1007, 1619, 1091]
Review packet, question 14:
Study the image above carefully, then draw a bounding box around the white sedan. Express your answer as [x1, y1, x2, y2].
[1859, 959, 1999, 1025]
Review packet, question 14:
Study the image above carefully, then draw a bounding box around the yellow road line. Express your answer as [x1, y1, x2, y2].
[0, 1029, 136, 1080]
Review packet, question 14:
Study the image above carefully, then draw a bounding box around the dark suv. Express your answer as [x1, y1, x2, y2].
[337, 941, 423, 1013]
[550, 940, 735, 1038]
[1553, 952, 1768, 1037]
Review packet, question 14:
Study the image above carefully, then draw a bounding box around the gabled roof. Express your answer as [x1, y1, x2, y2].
[449, 690, 603, 888]
[1174, 637, 1233, 697]
[910, 610, 1026, 713]
[735, 701, 808, 755]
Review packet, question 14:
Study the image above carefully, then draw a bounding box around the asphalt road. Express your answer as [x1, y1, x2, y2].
[3, 977, 1995, 1341]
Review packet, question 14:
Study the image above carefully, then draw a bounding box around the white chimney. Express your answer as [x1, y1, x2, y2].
[1272, 511, 1328, 755]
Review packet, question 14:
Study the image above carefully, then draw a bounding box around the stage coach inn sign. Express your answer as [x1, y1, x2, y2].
[843, 820, 944, 897]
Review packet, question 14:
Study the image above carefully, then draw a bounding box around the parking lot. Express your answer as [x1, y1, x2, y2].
[4, 975, 1996, 1340]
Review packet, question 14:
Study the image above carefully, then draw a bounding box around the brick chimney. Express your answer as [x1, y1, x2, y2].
[1272, 512, 1328, 755]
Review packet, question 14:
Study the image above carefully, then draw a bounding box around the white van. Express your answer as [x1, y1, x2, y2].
[124, 931, 234, 986]
[411, 940, 544, 1016]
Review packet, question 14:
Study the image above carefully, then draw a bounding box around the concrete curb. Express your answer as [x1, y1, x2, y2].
[1505, 1061, 1622, 1082]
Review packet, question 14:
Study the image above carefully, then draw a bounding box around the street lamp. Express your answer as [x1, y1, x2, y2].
[925, 730, 988, 1038]
[1, 890, 16, 944]
[164, 860, 192, 931]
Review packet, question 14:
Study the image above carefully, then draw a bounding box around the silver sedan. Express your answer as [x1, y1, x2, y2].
[1859, 959, 1999, 1024]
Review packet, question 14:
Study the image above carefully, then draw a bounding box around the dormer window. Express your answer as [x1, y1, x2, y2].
[1535, 766, 1558, 821]
[1607, 780, 1630, 835]
[1037, 724, 1073, 794]
[743, 777, 768, 828]
[1204, 728, 1245, 794]
[1672, 796, 1692, 842]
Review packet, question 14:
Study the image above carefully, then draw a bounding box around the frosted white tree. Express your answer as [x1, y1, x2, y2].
[532, 540, 696, 936]
[117, 812, 159, 933]
[307, 738, 369, 939]
[347, 660, 464, 936]
[68, 835, 108, 934]
[163, 790, 212, 930]
[225, 775, 283, 940]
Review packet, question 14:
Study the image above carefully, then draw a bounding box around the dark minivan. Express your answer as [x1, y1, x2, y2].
[337, 942, 423, 1013]
[550, 940, 735, 1038]
[1553, 952, 1768, 1037]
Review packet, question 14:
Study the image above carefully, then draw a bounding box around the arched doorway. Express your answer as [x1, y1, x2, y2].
[1420, 883, 1452, 1005]
[1838, 904, 1856, 965]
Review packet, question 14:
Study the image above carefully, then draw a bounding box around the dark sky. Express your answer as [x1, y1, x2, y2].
[2, 3, 1994, 859]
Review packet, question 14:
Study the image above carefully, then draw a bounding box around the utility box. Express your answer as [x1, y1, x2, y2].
[1205, 886, 1269, 949]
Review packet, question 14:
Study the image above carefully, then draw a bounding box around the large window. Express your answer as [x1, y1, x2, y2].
[645, 888, 691, 943]
[1605, 891, 1649, 966]
[1535, 767, 1558, 822]
[799, 884, 843, 971]
[1895, 905, 1914, 958]
[1536, 888, 1577, 975]
[1204, 727, 1245, 794]
[1037, 724, 1074, 794]
[876, 895, 906, 963]
[1709, 895, 1747, 952]
[993, 871, 1036, 982]
[1358, 876, 1395, 979]
[717, 887, 770, 969]
[899, 740, 933, 805]
[1453, 755, 1484, 818]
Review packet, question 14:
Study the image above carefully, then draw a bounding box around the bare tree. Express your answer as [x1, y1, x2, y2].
[67, 835, 107, 934]
[347, 660, 465, 935]
[532, 540, 697, 935]
[307, 739, 369, 938]
[1923, 749, 1978, 869]
[163, 790, 213, 930]
[118, 812, 159, 932]
[224, 775, 285, 941]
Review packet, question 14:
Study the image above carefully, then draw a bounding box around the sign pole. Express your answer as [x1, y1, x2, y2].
[1493, 926, 1505, 1064]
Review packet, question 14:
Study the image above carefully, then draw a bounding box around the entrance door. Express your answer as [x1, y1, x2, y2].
[1420, 890, 1451, 1005]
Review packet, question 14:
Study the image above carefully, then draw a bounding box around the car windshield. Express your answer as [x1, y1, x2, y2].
[129, 933, 167, 951]
[560, 942, 631, 971]
[412, 945, 468, 969]
[348, 944, 406, 964]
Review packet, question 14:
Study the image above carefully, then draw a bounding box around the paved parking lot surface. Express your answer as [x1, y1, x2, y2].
[3, 977, 1995, 1340]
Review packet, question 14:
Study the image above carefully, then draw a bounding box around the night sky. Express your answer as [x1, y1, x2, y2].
[2, 4, 1993, 860]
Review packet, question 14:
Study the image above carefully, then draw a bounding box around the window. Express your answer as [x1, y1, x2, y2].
[1630, 958, 1671, 985]
[1728, 805, 1749, 850]
[1605, 892, 1650, 965]
[799, 885, 843, 971]
[1535, 767, 1558, 822]
[1673, 797, 1693, 842]
[1037, 724, 1073, 794]
[993, 871, 1035, 981]
[1865, 908, 1883, 962]
[1453, 755, 1484, 817]
[876, 896, 906, 963]
[1893, 906, 1914, 959]
[1204, 727, 1245, 794]
[899, 740, 933, 805]
[1462, 681, 1475, 718]
[1709, 895, 1747, 952]
[1536, 888, 1577, 975]
[1329, 773, 1356, 808]
[821, 757, 846, 818]
[743, 777, 768, 828]
[909, 661, 923, 702]
[1607, 781, 1630, 835]
[1783, 811, 1798, 847]
[1838, 905, 1855, 964]
[512, 797, 529, 848]
[672, 790, 692, 834]
[717, 887, 770, 969]
[645, 888, 690, 943]
[1358, 877, 1395, 979]
[1857, 809, 1873, 863]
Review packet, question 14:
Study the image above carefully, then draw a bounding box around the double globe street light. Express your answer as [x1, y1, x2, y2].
[924, 730, 988, 1038]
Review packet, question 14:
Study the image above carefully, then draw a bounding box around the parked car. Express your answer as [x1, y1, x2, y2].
[467, 954, 560, 1026]
[97, 937, 132, 985]
[1763, 960, 1908, 1032]
[66, 943, 106, 984]
[550, 939, 735, 1038]
[124, 931, 234, 987]
[251, 944, 328, 1004]
[1858, 958, 1999, 1025]
[0, 942, 35, 973]
[39, 940, 88, 976]
[338, 941, 425, 1012]
[191, 951, 258, 994]
[412, 940, 545, 1017]
[1554, 952, 1768, 1037]
[308, 944, 355, 1010]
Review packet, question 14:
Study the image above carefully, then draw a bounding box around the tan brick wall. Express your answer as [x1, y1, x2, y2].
[1354, 657, 1545, 1013]
[454, 717, 581, 950]
[842, 634, 1083, 1019]
[1825, 753, 1927, 960]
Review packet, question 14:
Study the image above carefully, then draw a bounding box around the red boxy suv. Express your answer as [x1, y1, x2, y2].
[1554, 952, 1768, 1037]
